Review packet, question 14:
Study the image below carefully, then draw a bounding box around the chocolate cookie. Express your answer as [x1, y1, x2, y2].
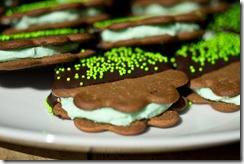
[188, 61, 240, 112]
[46, 47, 189, 135]
[92, 13, 206, 49]
[130, 0, 228, 16]
[0, 0, 112, 34]
[171, 32, 240, 112]
[0, 28, 94, 70]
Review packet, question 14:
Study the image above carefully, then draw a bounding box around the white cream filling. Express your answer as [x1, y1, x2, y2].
[193, 88, 240, 105]
[132, 2, 201, 16]
[61, 97, 172, 126]
[0, 43, 79, 62]
[13, 8, 101, 29]
[101, 23, 200, 43]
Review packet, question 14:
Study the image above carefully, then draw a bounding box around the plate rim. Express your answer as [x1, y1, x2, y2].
[0, 125, 240, 153]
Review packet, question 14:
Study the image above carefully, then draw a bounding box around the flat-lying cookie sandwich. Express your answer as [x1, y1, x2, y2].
[92, 13, 206, 50]
[130, 0, 228, 16]
[46, 47, 189, 135]
[171, 32, 240, 112]
[0, 28, 94, 70]
[208, 3, 240, 34]
[0, 0, 112, 34]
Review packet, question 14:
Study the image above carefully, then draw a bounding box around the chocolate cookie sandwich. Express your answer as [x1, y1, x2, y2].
[46, 47, 189, 135]
[0, 28, 94, 70]
[0, 0, 112, 34]
[171, 32, 240, 112]
[92, 13, 206, 50]
[130, 0, 228, 17]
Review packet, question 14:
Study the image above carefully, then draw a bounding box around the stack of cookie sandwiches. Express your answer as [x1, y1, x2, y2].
[171, 3, 240, 112]
[46, 47, 189, 135]
[0, 0, 112, 34]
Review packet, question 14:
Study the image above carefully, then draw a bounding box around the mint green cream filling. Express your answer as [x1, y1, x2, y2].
[132, 2, 201, 16]
[193, 88, 240, 105]
[61, 97, 172, 126]
[13, 8, 101, 29]
[101, 23, 200, 43]
[0, 43, 78, 62]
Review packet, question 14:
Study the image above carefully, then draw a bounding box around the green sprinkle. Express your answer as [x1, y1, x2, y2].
[55, 47, 169, 87]
[45, 97, 54, 115]
[6, 0, 89, 15]
[174, 32, 240, 74]
[208, 3, 240, 32]
[127, 70, 132, 74]
[0, 28, 84, 41]
[170, 57, 175, 63]
[93, 16, 148, 28]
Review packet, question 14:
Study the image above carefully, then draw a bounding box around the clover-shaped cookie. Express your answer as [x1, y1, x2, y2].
[47, 47, 189, 135]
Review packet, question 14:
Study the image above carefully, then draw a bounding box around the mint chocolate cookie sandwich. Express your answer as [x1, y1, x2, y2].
[171, 32, 240, 112]
[0, 28, 94, 70]
[130, 0, 228, 17]
[92, 12, 206, 50]
[0, 0, 112, 34]
[170, 3, 241, 112]
[46, 47, 189, 135]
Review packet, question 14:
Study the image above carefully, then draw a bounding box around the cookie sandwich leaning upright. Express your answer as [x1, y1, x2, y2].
[0, 28, 94, 70]
[0, 0, 112, 34]
[171, 32, 240, 112]
[46, 47, 189, 135]
[92, 12, 206, 50]
[170, 3, 240, 112]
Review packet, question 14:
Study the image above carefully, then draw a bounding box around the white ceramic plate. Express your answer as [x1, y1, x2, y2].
[0, 68, 240, 153]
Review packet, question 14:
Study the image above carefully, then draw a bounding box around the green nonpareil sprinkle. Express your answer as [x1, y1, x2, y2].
[83, 47, 167, 77]
[6, 0, 89, 15]
[172, 32, 240, 72]
[208, 3, 240, 32]
[45, 97, 54, 115]
[93, 16, 148, 28]
[56, 47, 169, 84]
[0, 28, 84, 41]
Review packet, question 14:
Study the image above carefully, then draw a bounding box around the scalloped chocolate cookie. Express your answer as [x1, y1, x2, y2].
[0, 0, 112, 34]
[187, 61, 240, 112]
[92, 13, 206, 49]
[46, 47, 189, 135]
[0, 28, 94, 70]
